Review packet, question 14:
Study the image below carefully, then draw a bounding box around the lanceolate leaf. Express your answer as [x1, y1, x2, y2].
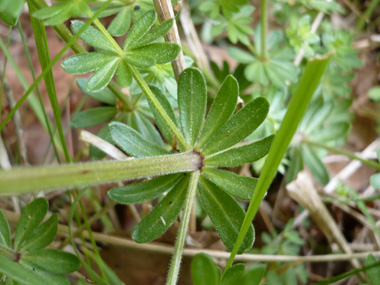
[71, 107, 117, 129]
[109, 122, 169, 157]
[204, 135, 274, 167]
[126, 43, 181, 68]
[222, 263, 245, 285]
[0, 210, 11, 248]
[198, 177, 254, 253]
[302, 144, 330, 185]
[71, 20, 118, 53]
[244, 264, 267, 285]
[197, 75, 239, 148]
[148, 85, 178, 144]
[123, 10, 156, 50]
[61, 53, 117, 75]
[108, 174, 182, 204]
[117, 59, 133, 87]
[14, 198, 48, 251]
[286, 147, 304, 185]
[365, 254, 380, 285]
[87, 58, 120, 92]
[130, 18, 174, 49]
[202, 168, 257, 200]
[77, 78, 116, 105]
[108, 7, 132, 37]
[201, 97, 269, 155]
[20, 249, 80, 274]
[132, 175, 190, 243]
[129, 111, 163, 147]
[178, 68, 207, 146]
[20, 214, 58, 252]
[191, 253, 221, 285]
[0, 254, 45, 285]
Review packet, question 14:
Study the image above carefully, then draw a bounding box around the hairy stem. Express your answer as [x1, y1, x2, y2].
[127, 63, 192, 151]
[0, 152, 201, 194]
[166, 171, 200, 285]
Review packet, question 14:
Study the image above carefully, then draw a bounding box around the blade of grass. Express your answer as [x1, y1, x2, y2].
[224, 54, 331, 273]
[0, 27, 12, 118]
[28, 1, 71, 162]
[17, 20, 62, 163]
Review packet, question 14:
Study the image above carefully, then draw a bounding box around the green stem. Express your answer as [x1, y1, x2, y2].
[260, 0, 267, 61]
[0, 151, 201, 194]
[304, 140, 380, 171]
[127, 63, 192, 151]
[166, 171, 200, 285]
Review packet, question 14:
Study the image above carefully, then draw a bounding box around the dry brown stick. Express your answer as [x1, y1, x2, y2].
[287, 172, 366, 280]
[153, 0, 186, 80]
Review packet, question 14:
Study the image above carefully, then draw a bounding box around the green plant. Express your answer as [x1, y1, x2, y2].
[0, 198, 80, 284]
[0, 0, 375, 283]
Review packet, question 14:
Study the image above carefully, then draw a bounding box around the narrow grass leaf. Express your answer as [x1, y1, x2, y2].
[225, 55, 331, 271]
[202, 168, 257, 200]
[87, 58, 120, 92]
[148, 85, 178, 144]
[20, 214, 58, 252]
[123, 10, 156, 50]
[191, 253, 221, 285]
[71, 107, 117, 129]
[365, 254, 380, 285]
[21, 249, 80, 274]
[197, 75, 238, 148]
[302, 144, 330, 184]
[198, 177, 254, 253]
[77, 78, 116, 105]
[80, 247, 124, 285]
[130, 18, 174, 49]
[117, 59, 133, 87]
[178, 68, 207, 146]
[108, 7, 131, 37]
[71, 20, 118, 53]
[0, 254, 45, 285]
[14, 198, 48, 251]
[201, 97, 269, 155]
[222, 263, 245, 285]
[108, 174, 182, 204]
[0, 210, 11, 248]
[204, 135, 274, 167]
[127, 43, 181, 68]
[61, 53, 117, 75]
[132, 175, 190, 243]
[109, 121, 169, 157]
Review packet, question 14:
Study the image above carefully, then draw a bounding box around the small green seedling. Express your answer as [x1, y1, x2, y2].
[0, 198, 80, 284]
